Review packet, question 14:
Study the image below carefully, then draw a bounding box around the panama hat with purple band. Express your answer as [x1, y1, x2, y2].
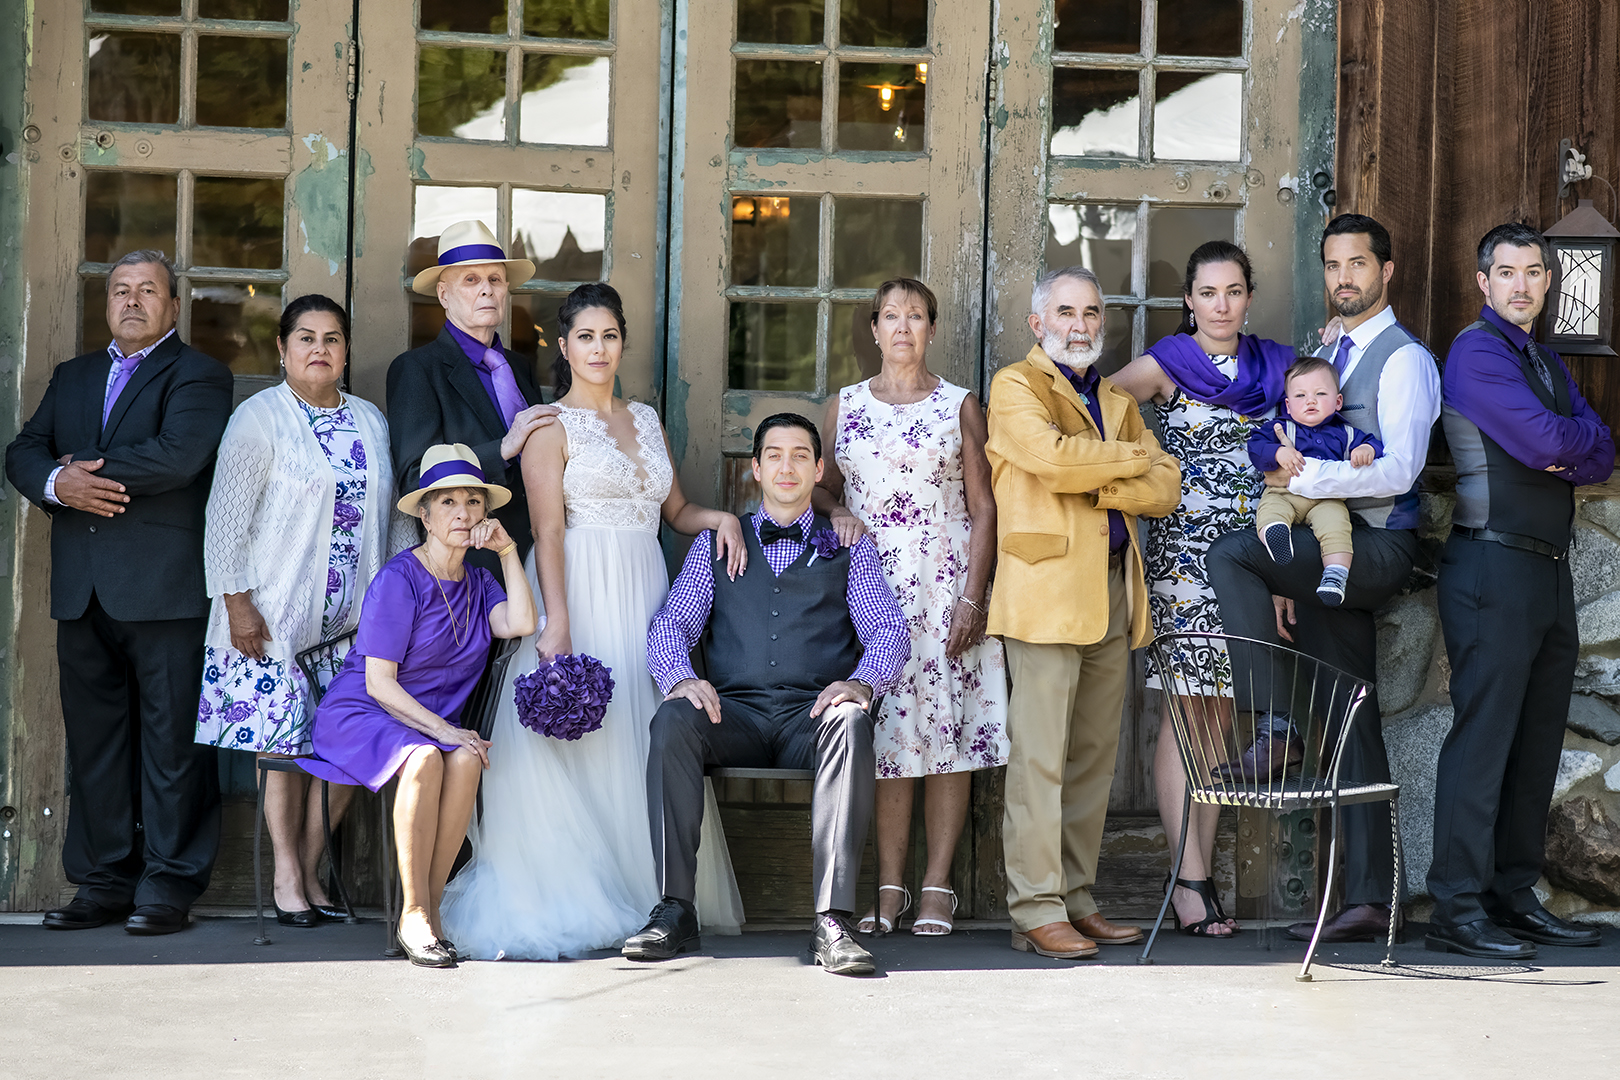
[410, 219, 537, 295]
[397, 443, 513, 515]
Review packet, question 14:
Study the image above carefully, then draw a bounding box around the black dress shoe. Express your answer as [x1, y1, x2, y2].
[125, 904, 188, 936]
[42, 898, 133, 931]
[810, 913, 876, 976]
[1491, 906, 1602, 948]
[275, 903, 318, 928]
[307, 902, 350, 922]
[437, 938, 461, 962]
[1286, 902, 1395, 943]
[1213, 730, 1303, 783]
[623, 898, 700, 961]
[1425, 918, 1537, 960]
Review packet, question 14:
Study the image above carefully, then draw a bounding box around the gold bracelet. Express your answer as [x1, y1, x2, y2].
[496, 543, 518, 559]
[956, 595, 986, 614]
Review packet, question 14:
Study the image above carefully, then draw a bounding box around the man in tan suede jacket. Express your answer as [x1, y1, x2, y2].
[986, 265, 1181, 959]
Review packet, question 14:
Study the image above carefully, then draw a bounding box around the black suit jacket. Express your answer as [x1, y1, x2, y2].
[385, 327, 546, 576]
[4, 335, 234, 622]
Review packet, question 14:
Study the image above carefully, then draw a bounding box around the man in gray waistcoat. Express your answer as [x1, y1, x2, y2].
[1207, 214, 1442, 942]
[629, 413, 909, 975]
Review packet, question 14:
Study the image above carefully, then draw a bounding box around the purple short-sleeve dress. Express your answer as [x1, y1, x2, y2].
[305, 550, 507, 791]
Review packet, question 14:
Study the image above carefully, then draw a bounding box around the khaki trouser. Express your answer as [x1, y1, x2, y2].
[1257, 489, 1354, 557]
[1001, 558, 1128, 931]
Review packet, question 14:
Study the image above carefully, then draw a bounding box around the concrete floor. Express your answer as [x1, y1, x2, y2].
[0, 916, 1613, 1079]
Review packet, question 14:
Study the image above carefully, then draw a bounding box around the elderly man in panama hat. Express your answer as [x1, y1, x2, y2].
[388, 219, 559, 583]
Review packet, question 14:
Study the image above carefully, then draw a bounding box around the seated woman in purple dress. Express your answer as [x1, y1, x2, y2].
[305, 444, 537, 968]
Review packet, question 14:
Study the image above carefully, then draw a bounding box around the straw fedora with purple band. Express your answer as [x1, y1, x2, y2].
[410, 219, 537, 296]
[396, 443, 513, 515]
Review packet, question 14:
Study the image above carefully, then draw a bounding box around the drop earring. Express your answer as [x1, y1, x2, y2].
[1189, 314, 1196, 330]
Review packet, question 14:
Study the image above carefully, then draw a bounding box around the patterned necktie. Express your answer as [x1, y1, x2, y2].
[103, 353, 141, 427]
[1524, 339, 1556, 398]
[477, 346, 528, 429]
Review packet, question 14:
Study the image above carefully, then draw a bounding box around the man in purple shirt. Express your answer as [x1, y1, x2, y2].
[626, 413, 909, 975]
[1428, 222, 1614, 959]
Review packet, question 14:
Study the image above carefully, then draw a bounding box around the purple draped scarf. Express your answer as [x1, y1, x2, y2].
[1143, 332, 1297, 415]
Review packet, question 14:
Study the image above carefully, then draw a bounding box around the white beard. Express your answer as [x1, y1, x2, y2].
[1041, 329, 1103, 371]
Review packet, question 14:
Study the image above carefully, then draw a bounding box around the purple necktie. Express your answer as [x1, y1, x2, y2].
[1333, 333, 1354, 375]
[477, 347, 527, 429]
[103, 353, 141, 427]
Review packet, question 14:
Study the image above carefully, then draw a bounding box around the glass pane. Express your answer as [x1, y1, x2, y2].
[1148, 206, 1235, 295]
[511, 189, 606, 282]
[410, 187, 500, 276]
[87, 33, 181, 125]
[1045, 203, 1135, 295]
[91, 0, 179, 13]
[1145, 305, 1187, 353]
[837, 63, 925, 152]
[81, 278, 114, 354]
[85, 172, 178, 265]
[731, 196, 819, 287]
[1158, 0, 1243, 57]
[727, 302, 818, 391]
[510, 293, 567, 387]
[1053, 0, 1140, 54]
[738, 0, 824, 44]
[833, 198, 922, 288]
[190, 283, 282, 375]
[1153, 71, 1241, 160]
[827, 301, 881, 391]
[420, 0, 506, 34]
[198, 0, 292, 19]
[839, 0, 927, 48]
[1097, 304, 1137, 376]
[193, 177, 285, 269]
[523, 0, 610, 39]
[418, 47, 507, 140]
[196, 36, 288, 129]
[520, 55, 609, 146]
[411, 293, 450, 350]
[1050, 68, 1138, 157]
[1554, 245, 1608, 337]
[734, 60, 823, 149]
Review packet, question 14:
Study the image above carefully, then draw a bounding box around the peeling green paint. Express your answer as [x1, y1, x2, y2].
[1291, 0, 1337, 347]
[293, 134, 349, 275]
[666, 375, 691, 467]
[994, 105, 1009, 130]
[408, 145, 431, 181]
[351, 147, 373, 259]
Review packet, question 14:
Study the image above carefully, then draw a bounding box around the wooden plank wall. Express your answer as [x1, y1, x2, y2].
[1336, 0, 1620, 430]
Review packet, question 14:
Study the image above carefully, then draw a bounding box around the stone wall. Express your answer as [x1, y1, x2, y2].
[1380, 485, 1620, 926]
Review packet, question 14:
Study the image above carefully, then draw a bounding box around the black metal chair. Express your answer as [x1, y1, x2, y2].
[1137, 632, 1402, 980]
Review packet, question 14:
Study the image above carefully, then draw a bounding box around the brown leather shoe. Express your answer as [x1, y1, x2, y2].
[1073, 911, 1144, 945]
[1011, 921, 1099, 959]
[1286, 902, 1395, 943]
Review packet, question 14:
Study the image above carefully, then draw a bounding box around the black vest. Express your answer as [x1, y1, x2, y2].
[702, 513, 865, 696]
[1443, 320, 1576, 548]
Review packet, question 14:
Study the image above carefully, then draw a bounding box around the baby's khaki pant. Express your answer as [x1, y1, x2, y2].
[1257, 490, 1354, 557]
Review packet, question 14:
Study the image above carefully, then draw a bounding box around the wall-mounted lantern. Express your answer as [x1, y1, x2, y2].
[1543, 198, 1619, 357]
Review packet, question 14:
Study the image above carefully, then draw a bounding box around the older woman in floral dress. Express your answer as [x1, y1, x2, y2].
[815, 277, 1008, 937]
[195, 294, 410, 927]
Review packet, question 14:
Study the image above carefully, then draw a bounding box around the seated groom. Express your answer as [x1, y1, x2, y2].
[629, 413, 909, 976]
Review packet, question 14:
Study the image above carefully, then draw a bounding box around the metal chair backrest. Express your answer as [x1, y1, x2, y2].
[1146, 632, 1374, 808]
[295, 630, 359, 708]
[467, 635, 522, 741]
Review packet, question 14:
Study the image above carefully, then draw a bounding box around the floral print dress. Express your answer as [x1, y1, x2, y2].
[834, 377, 1009, 777]
[195, 400, 368, 754]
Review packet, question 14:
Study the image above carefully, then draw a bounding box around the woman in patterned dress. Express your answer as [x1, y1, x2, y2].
[815, 277, 1009, 937]
[194, 295, 408, 927]
[1111, 242, 1301, 936]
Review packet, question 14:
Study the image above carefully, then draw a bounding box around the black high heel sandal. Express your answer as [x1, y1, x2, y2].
[1167, 876, 1239, 938]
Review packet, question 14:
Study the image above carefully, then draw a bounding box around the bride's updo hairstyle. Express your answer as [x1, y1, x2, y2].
[553, 282, 628, 396]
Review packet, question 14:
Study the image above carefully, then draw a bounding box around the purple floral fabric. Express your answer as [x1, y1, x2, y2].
[833, 377, 1009, 778]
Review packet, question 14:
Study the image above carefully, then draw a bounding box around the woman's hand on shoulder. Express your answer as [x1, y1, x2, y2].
[827, 505, 868, 547]
[1318, 315, 1344, 346]
[713, 512, 749, 581]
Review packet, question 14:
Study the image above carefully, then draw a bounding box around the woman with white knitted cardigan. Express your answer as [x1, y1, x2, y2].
[193, 294, 413, 926]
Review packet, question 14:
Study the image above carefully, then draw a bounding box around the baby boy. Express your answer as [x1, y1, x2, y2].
[1247, 356, 1383, 606]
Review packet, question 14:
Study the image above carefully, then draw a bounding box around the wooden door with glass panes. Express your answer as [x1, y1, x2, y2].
[346, 0, 664, 408]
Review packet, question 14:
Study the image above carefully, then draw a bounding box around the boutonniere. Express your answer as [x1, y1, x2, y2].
[806, 527, 841, 566]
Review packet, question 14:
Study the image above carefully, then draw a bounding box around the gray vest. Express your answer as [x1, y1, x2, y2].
[1316, 319, 1432, 530]
[702, 514, 865, 697]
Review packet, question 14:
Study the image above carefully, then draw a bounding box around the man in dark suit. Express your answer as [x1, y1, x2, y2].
[388, 219, 558, 581]
[5, 249, 233, 935]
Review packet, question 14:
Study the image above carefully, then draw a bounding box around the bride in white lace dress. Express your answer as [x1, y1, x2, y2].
[441, 285, 746, 959]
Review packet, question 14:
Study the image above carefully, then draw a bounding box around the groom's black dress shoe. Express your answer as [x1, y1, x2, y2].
[623, 898, 700, 961]
[124, 904, 188, 936]
[1490, 906, 1602, 948]
[1424, 919, 1537, 960]
[1213, 730, 1303, 784]
[42, 898, 134, 931]
[810, 913, 876, 976]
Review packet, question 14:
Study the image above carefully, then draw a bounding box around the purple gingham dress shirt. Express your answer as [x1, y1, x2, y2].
[646, 506, 910, 695]
[44, 329, 176, 506]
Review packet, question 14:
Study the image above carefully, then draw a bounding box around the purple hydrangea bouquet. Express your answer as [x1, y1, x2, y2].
[514, 653, 615, 741]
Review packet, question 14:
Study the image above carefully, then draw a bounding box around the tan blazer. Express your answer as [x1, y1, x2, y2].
[985, 344, 1182, 648]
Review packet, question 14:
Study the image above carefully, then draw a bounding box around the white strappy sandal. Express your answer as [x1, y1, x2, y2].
[856, 885, 911, 936]
[911, 887, 958, 936]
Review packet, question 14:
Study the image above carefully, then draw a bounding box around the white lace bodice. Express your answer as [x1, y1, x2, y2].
[557, 400, 672, 532]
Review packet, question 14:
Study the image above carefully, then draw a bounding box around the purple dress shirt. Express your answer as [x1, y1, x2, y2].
[1054, 361, 1128, 552]
[44, 329, 176, 505]
[445, 322, 527, 430]
[646, 506, 910, 695]
[1247, 413, 1383, 473]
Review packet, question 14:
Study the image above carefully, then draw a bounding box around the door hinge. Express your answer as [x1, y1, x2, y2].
[346, 38, 358, 102]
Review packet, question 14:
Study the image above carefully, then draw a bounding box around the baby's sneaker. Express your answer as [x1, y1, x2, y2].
[1263, 522, 1294, 564]
[1317, 565, 1350, 606]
